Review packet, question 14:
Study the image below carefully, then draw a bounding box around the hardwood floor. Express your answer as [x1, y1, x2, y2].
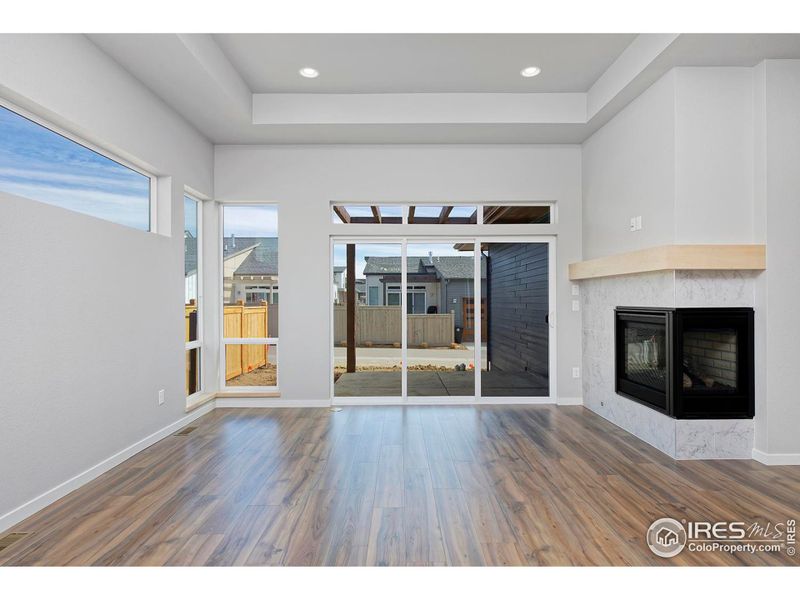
[1, 405, 798, 566]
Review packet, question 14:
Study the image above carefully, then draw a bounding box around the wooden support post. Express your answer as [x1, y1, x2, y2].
[346, 243, 356, 373]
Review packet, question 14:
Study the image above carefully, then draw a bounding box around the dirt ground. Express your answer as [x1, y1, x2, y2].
[338, 343, 467, 350]
[227, 363, 277, 386]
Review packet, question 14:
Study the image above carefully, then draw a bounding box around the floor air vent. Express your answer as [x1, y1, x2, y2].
[174, 426, 198, 436]
[0, 532, 29, 552]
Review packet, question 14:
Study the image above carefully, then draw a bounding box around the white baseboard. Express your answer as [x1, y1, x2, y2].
[0, 401, 215, 534]
[215, 398, 331, 408]
[557, 396, 583, 406]
[752, 448, 800, 465]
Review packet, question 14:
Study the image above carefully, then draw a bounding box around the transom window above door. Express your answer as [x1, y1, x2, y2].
[331, 203, 553, 225]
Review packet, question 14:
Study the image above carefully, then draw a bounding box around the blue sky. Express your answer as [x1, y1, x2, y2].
[0, 106, 151, 230]
[184, 196, 198, 236]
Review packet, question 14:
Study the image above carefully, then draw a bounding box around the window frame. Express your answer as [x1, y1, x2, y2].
[184, 194, 204, 401]
[219, 202, 280, 393]
[329, 202, 556, 227]
[0, 97, 158, 233]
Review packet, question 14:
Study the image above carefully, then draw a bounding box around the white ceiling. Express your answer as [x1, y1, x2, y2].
[88, 33, 800, 145]
[212, 33, 637, 93]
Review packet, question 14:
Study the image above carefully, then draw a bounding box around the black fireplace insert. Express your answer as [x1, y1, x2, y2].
[615, 307, 754, 419]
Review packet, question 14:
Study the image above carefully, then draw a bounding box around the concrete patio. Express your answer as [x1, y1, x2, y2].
[334, 369, 548, 397]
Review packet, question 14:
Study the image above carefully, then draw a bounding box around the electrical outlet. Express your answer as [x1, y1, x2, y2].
[572, 367, 581, 379]
[158, 389, 165, 406]
[635, 215, 642, 230]
[571, 300, 580, 312]
[571, 284, 580, 296]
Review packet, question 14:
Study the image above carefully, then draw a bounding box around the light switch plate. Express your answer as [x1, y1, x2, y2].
[158, 389, 165, 405]
[571, 300, 580, 312]
[571, 284, 580, 296]
[572, 367, 581, 379]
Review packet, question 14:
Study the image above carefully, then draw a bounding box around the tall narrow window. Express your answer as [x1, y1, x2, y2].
[222, 205, 279, 389]
[0, 104, 153, 231]
[184, 195, 202, 398]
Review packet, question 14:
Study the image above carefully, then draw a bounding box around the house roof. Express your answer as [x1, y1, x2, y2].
[223, 236, 279, 276]
[363, 256, 430, 275]
[363, 255, 485, 279]
[429, 255, 486, 279]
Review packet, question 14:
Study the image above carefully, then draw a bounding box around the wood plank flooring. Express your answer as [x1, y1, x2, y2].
[1, 405, 798, 566]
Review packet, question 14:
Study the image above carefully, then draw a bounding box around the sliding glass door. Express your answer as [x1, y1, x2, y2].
[406, 242, 476, 398]
[480, 242, 550, 398]
[331, 237, 552, 402]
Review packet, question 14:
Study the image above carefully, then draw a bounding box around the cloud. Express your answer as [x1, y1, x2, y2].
[223, 206, 278, 237]
[0, 181, 149, 230]
[0, 166, 148, 195]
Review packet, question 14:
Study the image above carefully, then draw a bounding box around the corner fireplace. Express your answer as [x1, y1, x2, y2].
[615, 307, 754, 419]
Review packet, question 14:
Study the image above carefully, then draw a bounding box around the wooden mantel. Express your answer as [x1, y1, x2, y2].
[569, 244, 766, 281]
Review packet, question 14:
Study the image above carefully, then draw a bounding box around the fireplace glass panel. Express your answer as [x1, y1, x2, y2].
[682, 327, 738, 393]
[623, 321, 667, 392]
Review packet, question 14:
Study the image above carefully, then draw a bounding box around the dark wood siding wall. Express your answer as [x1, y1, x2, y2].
[487, 243, 549, 377]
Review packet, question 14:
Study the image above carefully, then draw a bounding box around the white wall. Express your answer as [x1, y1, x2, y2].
[0, 35, 214, 525]
[214, 145, 583, 403]
[582, 68, 755, 259]
[582, 71, 676, 259]
[753, 60, 800, 459]
[674, 68, 754, 244]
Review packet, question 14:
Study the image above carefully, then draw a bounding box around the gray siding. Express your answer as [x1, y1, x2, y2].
[487, 243, 549, 377]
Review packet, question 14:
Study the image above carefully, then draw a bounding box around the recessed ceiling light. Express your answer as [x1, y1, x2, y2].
[520, 66, 541, 78]
[299, 67, 319, 79]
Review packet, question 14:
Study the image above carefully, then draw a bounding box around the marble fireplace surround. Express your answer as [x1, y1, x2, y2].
[580, 270, 757, 459]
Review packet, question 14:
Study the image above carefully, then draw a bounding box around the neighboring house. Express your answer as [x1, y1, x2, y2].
[221, 235, 279, 306]
[363, 255, 486, 331]
[184, 230, 198, 303]
[333, 265, 365, 304]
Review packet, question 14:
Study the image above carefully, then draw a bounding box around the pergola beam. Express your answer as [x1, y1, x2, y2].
[333, 205, 351, 224]
[407, 206, 416, 224]
[371, 205, 382, 224]
[483, 206, 513, 224]
[438, 206, 453, 224]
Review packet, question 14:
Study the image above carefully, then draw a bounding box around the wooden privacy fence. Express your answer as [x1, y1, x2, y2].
[334, 305, 454, 347]
[223, 301, 270, 381]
